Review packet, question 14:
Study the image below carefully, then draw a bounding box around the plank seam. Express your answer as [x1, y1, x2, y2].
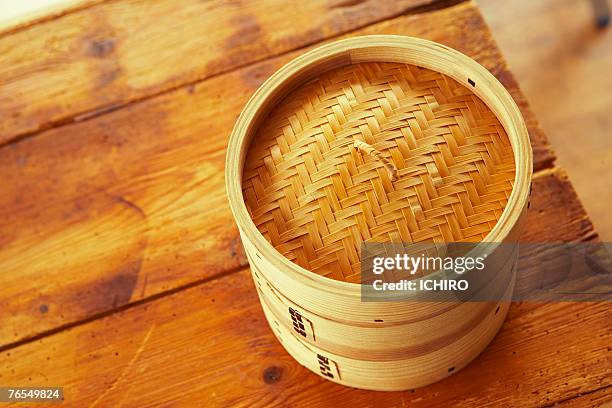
[0, 265, 245, 353]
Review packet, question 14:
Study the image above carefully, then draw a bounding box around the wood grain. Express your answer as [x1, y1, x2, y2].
[0, 2, 555, 348]
[0, 169, 608, 407]
[0, 0, 441, 146]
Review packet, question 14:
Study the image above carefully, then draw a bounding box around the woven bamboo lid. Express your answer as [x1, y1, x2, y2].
[242, 61, 515, 283]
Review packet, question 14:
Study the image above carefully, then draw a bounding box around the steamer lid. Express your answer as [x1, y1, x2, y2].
[242, 62, 515, 283]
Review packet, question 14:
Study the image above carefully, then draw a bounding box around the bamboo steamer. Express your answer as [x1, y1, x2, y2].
[258, 281, 514, 391]
[250, 247, 518, 361]
[226, 36, 532, 390]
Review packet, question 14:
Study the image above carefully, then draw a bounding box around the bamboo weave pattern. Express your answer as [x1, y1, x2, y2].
[243, 62, 515, 282]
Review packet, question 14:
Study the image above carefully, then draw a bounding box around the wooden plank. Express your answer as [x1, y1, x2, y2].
[0, 0, 441, 145]
[0, 2, 557, 348]
[520, 168, 596, 243]
[0, 169, 607, 407]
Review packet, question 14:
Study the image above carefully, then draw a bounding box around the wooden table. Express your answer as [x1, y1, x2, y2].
[0, 0, 609, 406]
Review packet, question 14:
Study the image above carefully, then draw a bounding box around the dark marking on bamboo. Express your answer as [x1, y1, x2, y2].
[289, 307, 307, 337]
[317, 354, 334, 379]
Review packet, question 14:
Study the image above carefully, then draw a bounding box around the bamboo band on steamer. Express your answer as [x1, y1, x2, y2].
[226, 36, 532, 390]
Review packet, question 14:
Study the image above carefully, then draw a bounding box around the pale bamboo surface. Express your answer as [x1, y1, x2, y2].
[252, 251, 515, 359]
[259, 284, 513, 390]
[242, 61, 516, 282]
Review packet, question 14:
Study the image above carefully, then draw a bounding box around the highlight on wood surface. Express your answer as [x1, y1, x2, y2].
[226, 35, 533, 390]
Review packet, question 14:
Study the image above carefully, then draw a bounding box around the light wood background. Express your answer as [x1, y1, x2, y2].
[478, 0, 612, 240]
